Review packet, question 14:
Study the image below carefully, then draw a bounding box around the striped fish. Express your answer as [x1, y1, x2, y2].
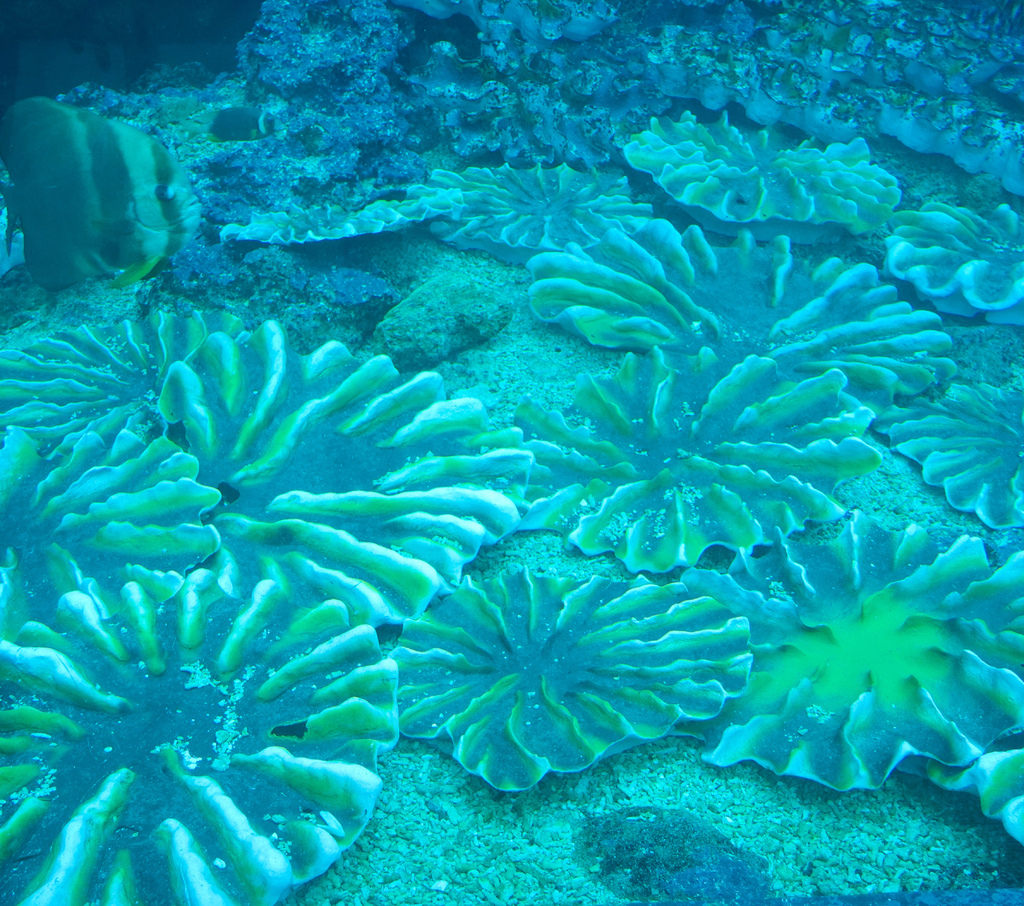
[0, 97, 201, 291]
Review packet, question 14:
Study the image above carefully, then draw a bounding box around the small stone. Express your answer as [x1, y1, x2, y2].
[374, 271, 514, 371]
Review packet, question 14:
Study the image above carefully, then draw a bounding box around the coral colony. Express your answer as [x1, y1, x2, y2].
[5, 0, 1024, 903]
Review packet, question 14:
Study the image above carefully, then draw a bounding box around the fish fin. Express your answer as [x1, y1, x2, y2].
[111, 256, 163, 288]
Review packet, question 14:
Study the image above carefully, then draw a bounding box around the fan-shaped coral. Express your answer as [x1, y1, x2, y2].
[221, 164, 651, 264]
[928, 747, 1024, 847]
[0, 425, 397, 904]
[517, 346, 880, 573]
[0, 314, 532, 903]
[156, 320, 530, 626]
[422, 164, 651, 263]
[885, 202, 1024, 324]
[876, 382, 1024, 529]
[0, 311, 242, 450]
[528, 219, 955, 412]
[681, 514, 1024, 790]
[393, 568, 751, 790]
[623, 112, 900, 241]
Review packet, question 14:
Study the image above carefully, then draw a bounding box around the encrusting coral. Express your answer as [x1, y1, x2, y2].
[393, 568, 751, 790]
[623, 112, 901, 241]
[392, 0, 617, 46]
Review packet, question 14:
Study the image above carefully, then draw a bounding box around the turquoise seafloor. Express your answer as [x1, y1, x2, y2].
[3, 5, 1024, 906]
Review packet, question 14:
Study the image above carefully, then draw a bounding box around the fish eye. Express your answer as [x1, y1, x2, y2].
[155, 184, 175, 201]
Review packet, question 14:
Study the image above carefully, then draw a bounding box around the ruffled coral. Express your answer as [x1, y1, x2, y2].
[623, 112, 900, 241]
[393, 568, 751, 790]
[528, 220, 955, 412]
[0, 311, 242, 450]
[876, 382, 1024, 529]
[0, 425, 397, 903]
[157, 320, 530, 624]
[0, 314, 532, 903]
[221, 164, 651, 264]
[681, 514, 1024, 790]
[422, 165, 651, 262]
[928, 747, 1024, 847]
[517, 346, 880, 573]
[885, 202, 1024, 324]
[219, 191, 452, 244]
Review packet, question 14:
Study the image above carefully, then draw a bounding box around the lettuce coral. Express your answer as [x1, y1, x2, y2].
[0, 427, 397, 903]
[0, 311, 242, 451]
[682, 514, 1024, 790]
[517, 346, 880, 573]
[393, 568, 751, 790]
[528, 219, 955, 412]
[876, 382, 1024, 529]
[623, 112, 900, 241]
[221, 164, 651, 264]
[0, 314, 532, 903]
[885, 202, 1024, 324]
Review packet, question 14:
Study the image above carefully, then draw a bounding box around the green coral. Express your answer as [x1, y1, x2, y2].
[876, 382, 1024, 529]
[394, 568, 751, 790]
[885, 202, 1024, 324]
[220, 164, 651, 264]
[517, 346, 880, 572]
[928, 746, 1024, 847]
[0, 421, 397, 902]
[423, 164, 650, 262]
[0, 313, 535, 903]
[0, 311, 242, 450]
[682, 514, 1024, 790]
[157, 320, 530, 626]
[0, 425, 391, 904]
[623, 112, 900, 241]
[528, 219, 955, 412]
